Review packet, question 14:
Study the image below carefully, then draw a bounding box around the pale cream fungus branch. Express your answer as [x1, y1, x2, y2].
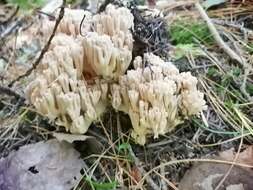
[111, 53, 207, 145]
[41, 4, 134, 80]
[26, 34, 109, 134]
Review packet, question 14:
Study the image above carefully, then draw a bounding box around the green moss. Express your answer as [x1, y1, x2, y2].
[207, 67, 241, 98]
[85, 178, 118, 190]
[7, 0, 46, 10]
[169, 20, 214, 45]
[135, 0, 145, 5]
[207, 67, 219, 77]
[246, 83, 253, 96]
[172, 44, 204, 60]
[246, 42, 253, 54]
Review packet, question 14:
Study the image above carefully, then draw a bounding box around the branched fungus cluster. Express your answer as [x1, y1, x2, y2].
[26, 5, 206, 145]
[111, 53, 206, 144]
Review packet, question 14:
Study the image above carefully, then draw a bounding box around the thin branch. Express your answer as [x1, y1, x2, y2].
[214, 126, 244, 190]
[0, 85, 25, 101]
[195, 2, 245, 66]
[160, 163, 168, 190]
[154, 170, 179, 190]
[128, 147, 160, 190]
[241, 67, 251, 101]
[8, 0, 66, 87]
[0, 17, 22, 39]
[79, 14, 86, 36]
[212, 19, 253, 35]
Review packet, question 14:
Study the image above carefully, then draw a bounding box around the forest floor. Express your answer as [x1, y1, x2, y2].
[0, 0, 253, 190]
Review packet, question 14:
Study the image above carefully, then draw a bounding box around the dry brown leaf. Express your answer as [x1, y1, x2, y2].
[130, 166, 142, 185]
[0, 139, 84, 190]
[179, 161, 253, 190]
[219, 146, 253, 165]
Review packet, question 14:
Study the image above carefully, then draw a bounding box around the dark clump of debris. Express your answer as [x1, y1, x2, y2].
[129, 2, 171, 59]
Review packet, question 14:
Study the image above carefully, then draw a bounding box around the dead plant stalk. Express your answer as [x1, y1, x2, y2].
[195, 2, 245, 66]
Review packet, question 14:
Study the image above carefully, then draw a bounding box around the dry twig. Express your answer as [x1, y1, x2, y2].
[195, 2, 245, 66]
[160, 163, 168, 190]
[8, 0, 66, 87]
[0, 85, 25, 101]
[0, 17, 22, 39]
[214, 126, 244, 190]
[128, 146, 160, 190]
